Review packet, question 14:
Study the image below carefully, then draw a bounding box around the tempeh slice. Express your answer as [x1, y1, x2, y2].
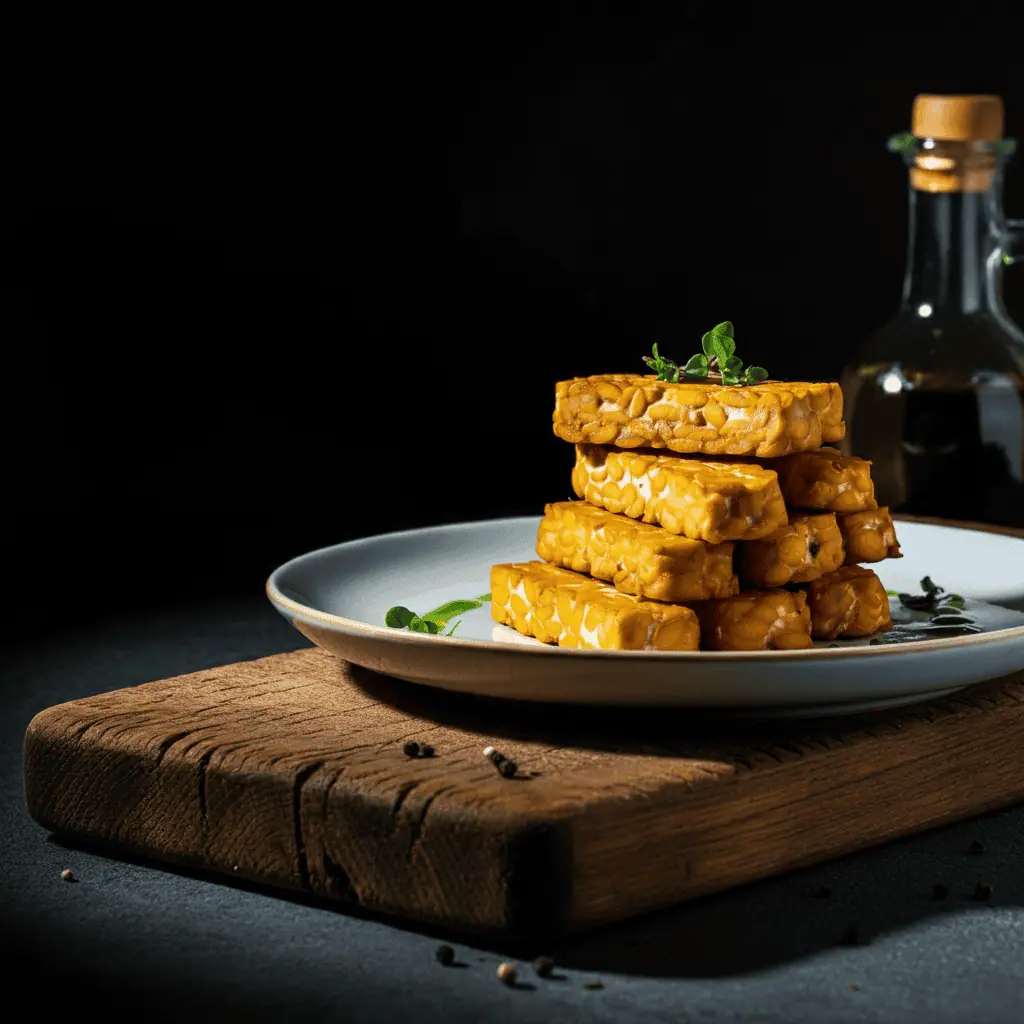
[771, 446, 877, 513]
[738, 513, 845, 587]
[535, 501, 738, 602]
[805, 565, 894, 639]
[571, 443, 789, 544]
[691, 589, 813, 651]
[554, 375, 844, 457]
[837, 508, 903, 564]
[490, 561, 700, 651]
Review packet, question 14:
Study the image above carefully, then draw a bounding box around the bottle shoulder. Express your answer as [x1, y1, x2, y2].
[844, 310, 1024, 385]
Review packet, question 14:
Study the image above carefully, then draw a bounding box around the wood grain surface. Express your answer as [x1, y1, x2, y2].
[23, 647, 1024, 938]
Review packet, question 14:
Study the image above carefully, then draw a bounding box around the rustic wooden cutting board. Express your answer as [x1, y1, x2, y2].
[23, 648, 1024, 938]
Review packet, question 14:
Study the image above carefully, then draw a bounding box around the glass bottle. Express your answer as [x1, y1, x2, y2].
[840, 94, 1024, 526]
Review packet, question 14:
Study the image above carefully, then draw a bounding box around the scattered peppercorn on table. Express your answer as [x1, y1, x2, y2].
[492, 362, 901, 651]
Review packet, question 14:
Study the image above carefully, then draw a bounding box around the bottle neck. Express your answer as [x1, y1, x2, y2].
[900, 178, 1008, 317]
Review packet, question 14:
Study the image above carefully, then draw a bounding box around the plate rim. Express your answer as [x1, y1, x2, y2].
[266, 514, 1024, 661]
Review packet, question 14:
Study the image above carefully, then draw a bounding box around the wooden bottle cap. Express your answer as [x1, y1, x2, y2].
[912, 94, 1004, 141]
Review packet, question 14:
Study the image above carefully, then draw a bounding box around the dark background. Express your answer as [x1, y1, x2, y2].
[6, 11, 1024, 641]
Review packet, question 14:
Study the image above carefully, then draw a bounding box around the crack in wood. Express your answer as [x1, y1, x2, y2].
[153, 730, 194, 766]
[192, 740, 255, 831]
[321, 848, 360, 904]
[197, 748, 213, 830]
[292, 761, 324, 890]
[389, 780, 420, 823]
[408, 784, 455, 858]
[738, 746, 786, 768]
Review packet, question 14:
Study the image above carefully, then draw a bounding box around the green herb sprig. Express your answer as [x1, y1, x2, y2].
[644, 321, 767, 386]
[886, 576, 966, 613]
[642, 343, 680, 383]
[384, 594, 491, 637]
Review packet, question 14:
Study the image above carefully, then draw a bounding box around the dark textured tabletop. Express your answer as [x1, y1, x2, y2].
[4, 596, 1024, 1023]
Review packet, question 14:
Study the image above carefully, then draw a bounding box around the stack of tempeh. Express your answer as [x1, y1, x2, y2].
[491, 375, 902, 651]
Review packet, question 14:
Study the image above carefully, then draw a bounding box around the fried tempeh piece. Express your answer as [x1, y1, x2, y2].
[553, 375, 844, 458]
[571, 443, 789, 544]
[490, 561, 700, 651]
[738, 513, 845, 587]
[805, 565, 894, 639]
[837, 507, 903, 564]
[536, 501, 739, 602]
[771, 446, 877, 513]
[692, 589, 813, 651]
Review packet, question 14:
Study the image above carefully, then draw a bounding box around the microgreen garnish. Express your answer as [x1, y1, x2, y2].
[644, 322, 767, 386]
[384, 593, 491, 636]
[642, 342, 680, 383]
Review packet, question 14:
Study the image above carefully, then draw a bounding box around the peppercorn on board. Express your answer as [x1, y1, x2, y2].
[553, 375, 845, 457]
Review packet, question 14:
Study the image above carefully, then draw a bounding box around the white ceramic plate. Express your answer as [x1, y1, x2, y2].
[266, 517, 1024, 716]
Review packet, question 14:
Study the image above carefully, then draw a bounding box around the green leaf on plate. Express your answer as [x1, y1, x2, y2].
[408, 617, 440, 634]
[421, 599, 487, 623]
[385, 606, 416, 628]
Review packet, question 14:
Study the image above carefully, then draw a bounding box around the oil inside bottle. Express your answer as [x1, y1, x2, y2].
[846, 367, 1024, 525]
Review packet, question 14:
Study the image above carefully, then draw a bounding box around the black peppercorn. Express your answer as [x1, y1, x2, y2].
[497, 962, 517, 986]
[533, 955, 555, 978]
[491, 751, 507, 766]
[974, 881, 993, 901]
[808, 541, 821, 558]
[969, 839, 987, 854]
[403, 741, 420, 757]
[932, 883, 949, 900]
[435, 944, 455, 966]
[498, 759, 517, 778]
[420, 744, 435, 758]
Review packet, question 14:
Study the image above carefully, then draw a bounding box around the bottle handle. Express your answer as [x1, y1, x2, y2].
[1005, 219, 1024, 265]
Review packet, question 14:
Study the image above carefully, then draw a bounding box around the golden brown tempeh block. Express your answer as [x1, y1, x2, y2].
[535, 501, 739, 602]
[692, 589, 814, 651]
[490, 561, 701, 651]
[738, 513, 845, 587]
[837, 508, 903, 564]
[571, 443, 789, 544]
[805, 565, 894, 639]
[771, 446, 877, 512]
[553, 375, 844, 458]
